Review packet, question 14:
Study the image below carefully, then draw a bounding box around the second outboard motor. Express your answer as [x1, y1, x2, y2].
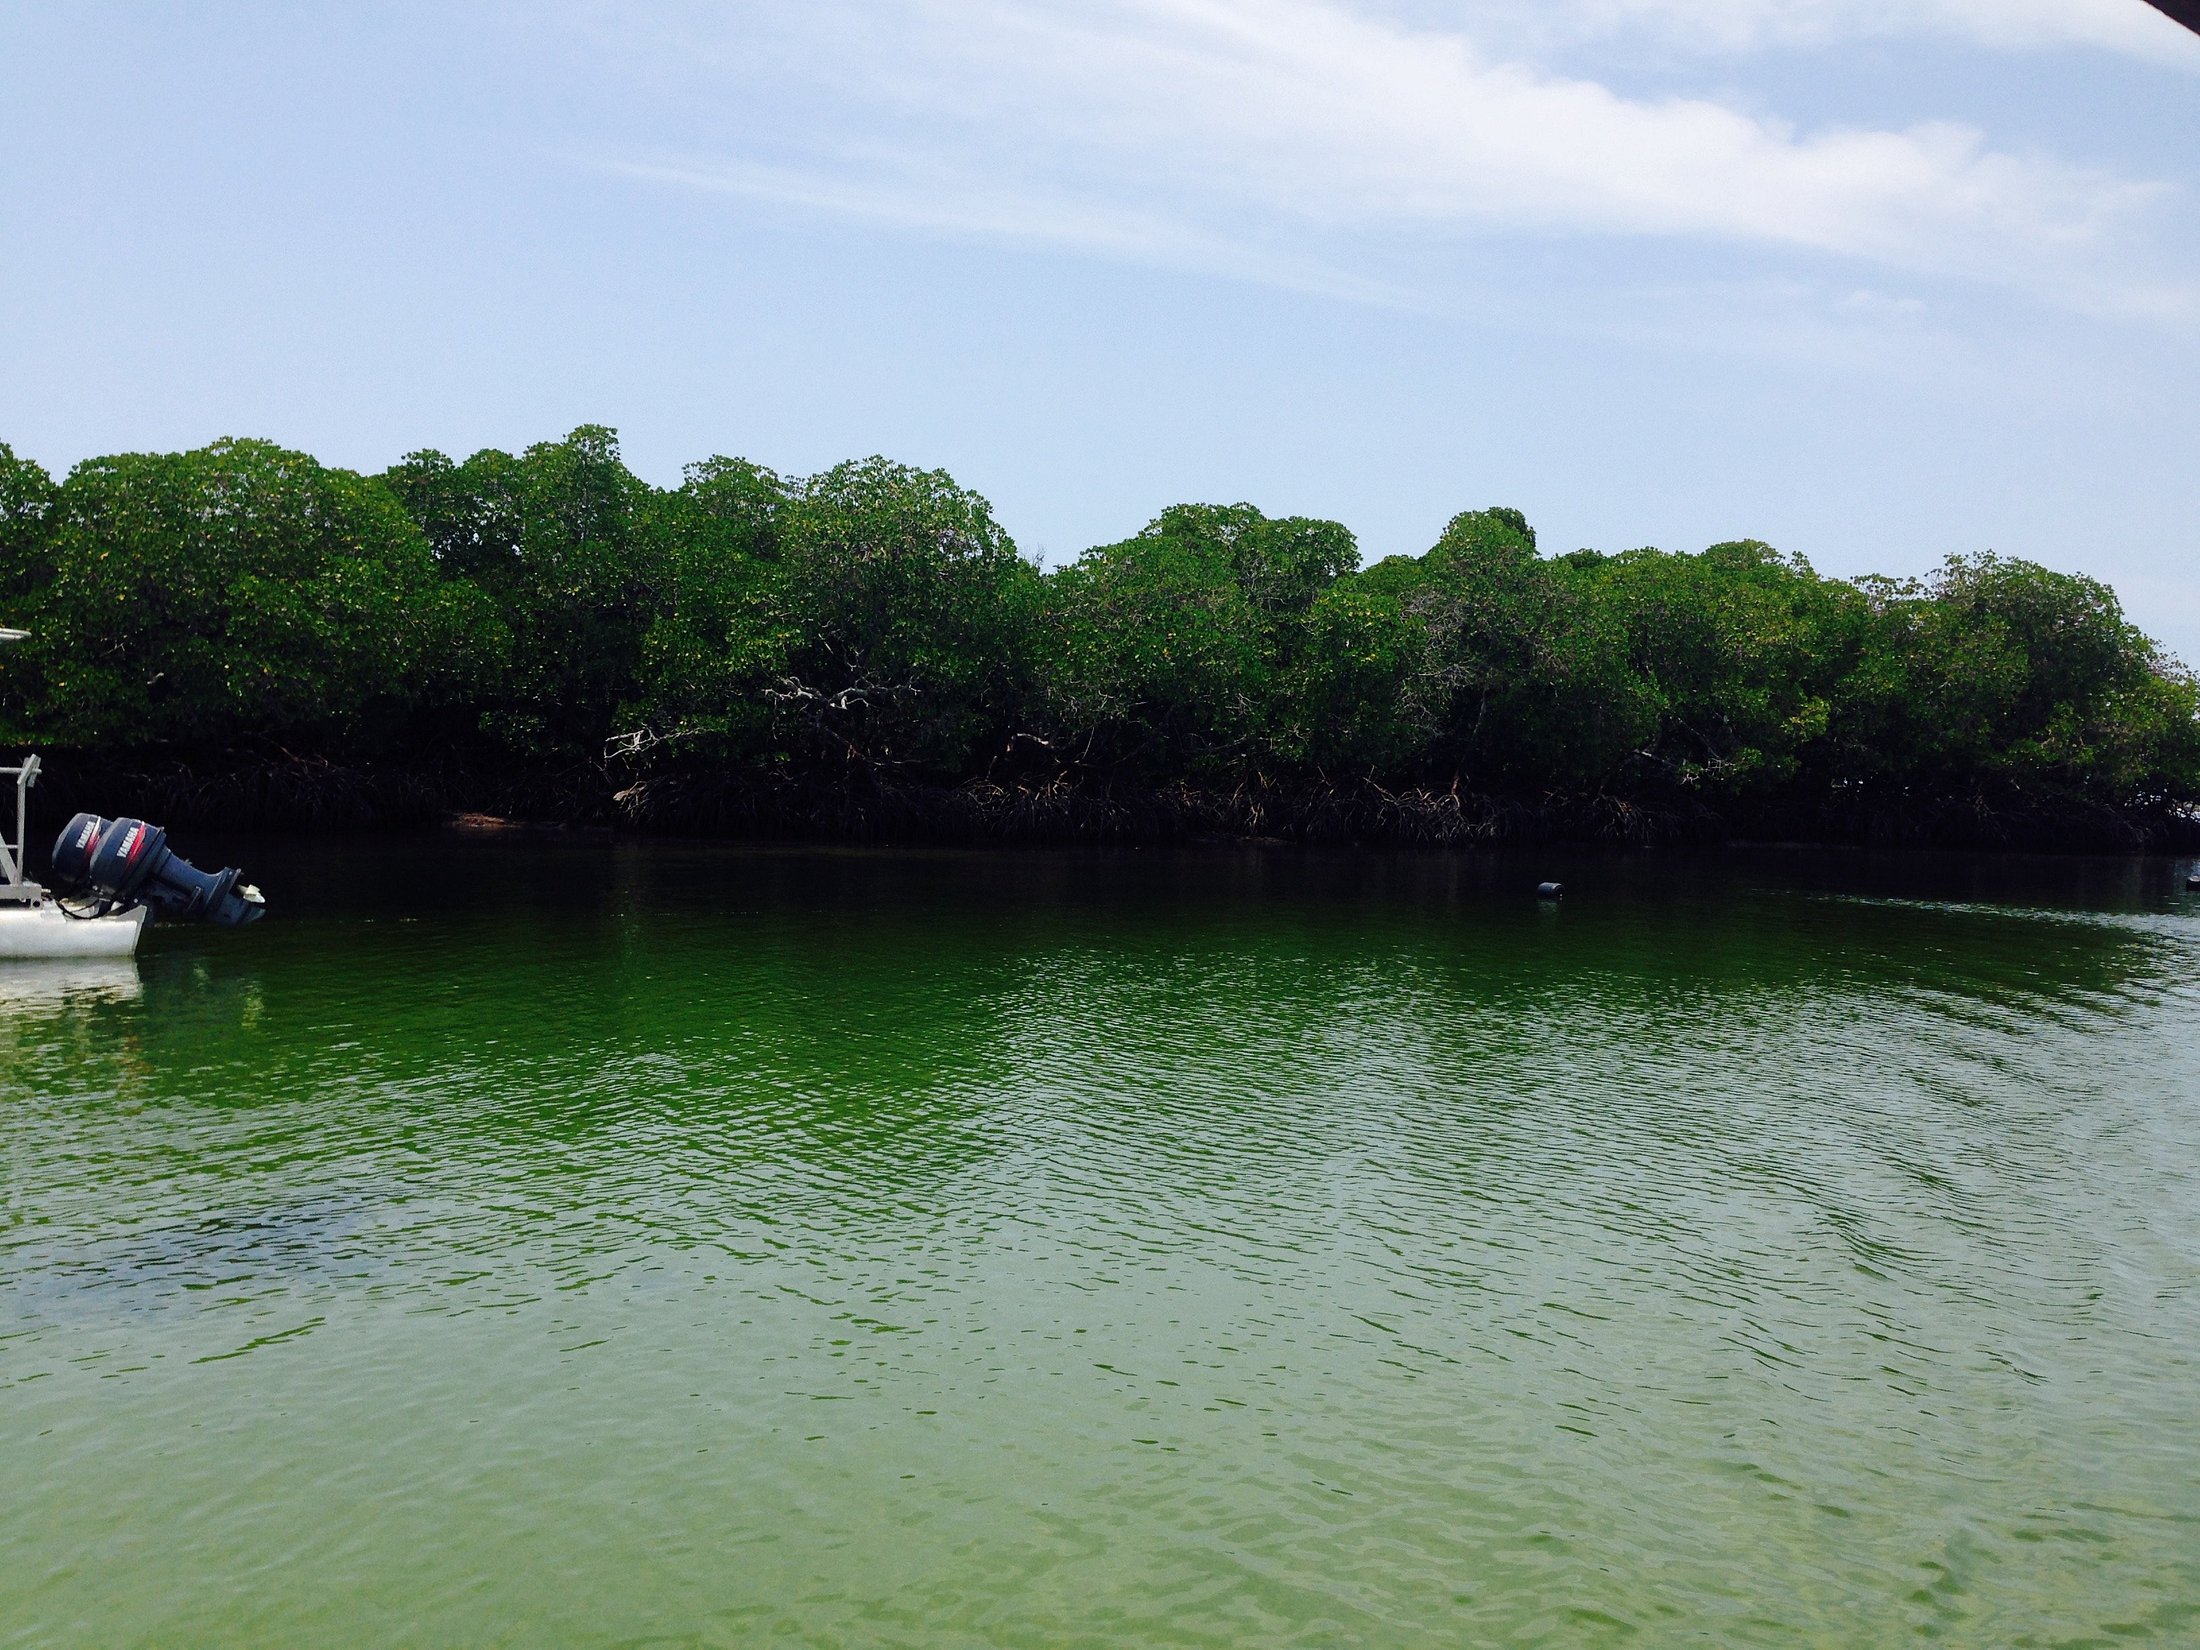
[50, 813, 266, 926]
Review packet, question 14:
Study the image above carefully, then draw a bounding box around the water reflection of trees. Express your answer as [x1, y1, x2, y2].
[6, 842, 2191, 1357]
[10, 842, 2185, 1249]
[0, 958, 148, 1093]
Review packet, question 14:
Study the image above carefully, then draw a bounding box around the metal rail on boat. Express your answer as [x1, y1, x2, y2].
[1, 752, 41, 903]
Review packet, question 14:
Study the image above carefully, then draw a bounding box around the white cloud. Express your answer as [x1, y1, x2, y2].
[1442, 0, 2200, 60]
[587, 0, 2193, 315]
[606, 155, 1411, 305]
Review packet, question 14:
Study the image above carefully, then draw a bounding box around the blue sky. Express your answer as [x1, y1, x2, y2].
[4, 2, 2197, 654]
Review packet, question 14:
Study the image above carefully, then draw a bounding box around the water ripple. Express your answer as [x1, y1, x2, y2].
[2, 843, 2197, 1646]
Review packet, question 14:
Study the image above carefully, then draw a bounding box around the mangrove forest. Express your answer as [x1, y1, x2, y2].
[1, 426, 2194, 847]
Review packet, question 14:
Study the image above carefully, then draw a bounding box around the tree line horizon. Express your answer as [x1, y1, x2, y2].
[1, 425, 2194, 848]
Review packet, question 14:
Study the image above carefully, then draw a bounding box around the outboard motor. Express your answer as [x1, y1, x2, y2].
[50, 813, 266, 927]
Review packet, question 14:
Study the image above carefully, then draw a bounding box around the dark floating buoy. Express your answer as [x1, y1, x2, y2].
[2186, 873, 2200, 892]
[1537, 881, 1565, 900]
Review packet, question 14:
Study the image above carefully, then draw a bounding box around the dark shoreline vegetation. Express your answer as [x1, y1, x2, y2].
[3, 427, 2195, 851]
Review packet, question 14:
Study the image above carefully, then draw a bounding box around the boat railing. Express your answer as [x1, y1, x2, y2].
[1, 754, 41, 903]
[1, 627, 37, 903]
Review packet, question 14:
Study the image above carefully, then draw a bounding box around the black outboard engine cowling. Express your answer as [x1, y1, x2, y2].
[50, 813, 266, 926]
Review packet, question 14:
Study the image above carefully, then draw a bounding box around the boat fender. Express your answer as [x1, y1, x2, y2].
[1537, 882, 1564, 899]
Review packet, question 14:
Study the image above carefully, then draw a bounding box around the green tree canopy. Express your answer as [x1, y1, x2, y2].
[1830, 554, 2200, 804]
[8, 438, 502, 753]
[760, 457, 1041, 777]
[384, 425, 659, 758]
[1042, 503, 1357, 781]
[3, 427, 2191, 841]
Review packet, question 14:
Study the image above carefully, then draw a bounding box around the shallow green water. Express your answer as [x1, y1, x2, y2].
[3, 842, 2198, 1648]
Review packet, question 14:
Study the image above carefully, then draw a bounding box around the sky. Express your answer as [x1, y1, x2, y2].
[3, 1, 2198, 654]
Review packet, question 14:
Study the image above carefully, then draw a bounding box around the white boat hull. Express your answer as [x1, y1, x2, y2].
[0, 901, 147, 958]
